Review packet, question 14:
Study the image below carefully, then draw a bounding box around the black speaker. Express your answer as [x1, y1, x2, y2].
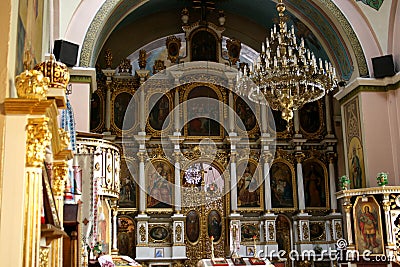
[372, 54, 395, 78]
[53, 40, 79, 67]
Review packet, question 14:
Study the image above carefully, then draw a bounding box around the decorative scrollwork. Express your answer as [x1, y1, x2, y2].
[139, 224, 146, 242]
[26, 117, 52, 167]
[176, 224, 182, 242]
[52, 161, 69, 196]
[302, 222, 309, 240]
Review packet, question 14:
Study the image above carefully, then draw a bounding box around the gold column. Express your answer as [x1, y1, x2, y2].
[343, 197, 354, 248]
[52, 161, 69, 267]
[25, 117, 52, 267]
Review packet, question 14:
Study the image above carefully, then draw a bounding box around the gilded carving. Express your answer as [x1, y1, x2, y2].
[26, 117, 52, 167]
[105, 48, 113, 68]
[39, 247, 50, 267]
[302, 222, 309, 240]
[139, 224, 146, 242]
[52, 162, 69, 196]
[268, 223, 274, 241]
[166, 36, 182, 64]
[335, 222, 343, 239]
[138, 49, 147, 69]
[15, 69, 49, 100]
[176, 224, 182, 242]
[34, 54, 70, 89]
[58, 128, 70, 151]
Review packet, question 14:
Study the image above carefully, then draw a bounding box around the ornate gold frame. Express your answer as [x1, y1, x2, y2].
[299, 100, 325, 139]
[236, 159, 264, 212]
[110, 89, 137, 136]
[234, 94, 260, 137]
[145, 91, 173, 137]
[303, 158, 330, 211]
[270, 158, 298, 212]
[240, 222, 260, 244]
[148, 224, 171, 244]
[145, 158, 174, 214]
[309, 221, 326, 241]
[182, 82, 225, 140]
[188, 27, 220, 62]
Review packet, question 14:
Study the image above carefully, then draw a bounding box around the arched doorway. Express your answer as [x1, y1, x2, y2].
[182, 161, 227, 266]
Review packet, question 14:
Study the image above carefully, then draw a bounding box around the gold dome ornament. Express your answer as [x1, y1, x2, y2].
[15, 69, 50, 100]
[34, 54, 70, 89]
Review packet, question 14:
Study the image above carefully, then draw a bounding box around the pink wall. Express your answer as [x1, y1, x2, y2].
[68, 83, 91, 133]
[360, 90, 400, 186]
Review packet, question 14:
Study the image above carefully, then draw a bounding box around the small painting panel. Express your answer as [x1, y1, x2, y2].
[117, 216, 135, 259]
[118, 159, 137, 208]
[149, 226, 169, 242]
[148, 93, 171, 131]
[235, 96, 257, 132]
[270, 161, 296, 210]
[237, 160, 262, 210]
[353, 195, 384, 255]
[246, 246, 255, 257]
[241, 224, 258, 242]
[208, 210, 222, 242]
[90, 90, 103, 131]
[186, 86, 221, 136]
[186, 210, 200, 243]
[146, 160, 174, 210]
[303, 160, 328, 209]
[299, 101, 322, 133]
[348, 137, 366, 189]
[155, 248, 164, 258]
[113, 92, 135, 131]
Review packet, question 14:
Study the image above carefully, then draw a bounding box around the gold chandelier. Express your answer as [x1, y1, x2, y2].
[235, 0, 338, 123]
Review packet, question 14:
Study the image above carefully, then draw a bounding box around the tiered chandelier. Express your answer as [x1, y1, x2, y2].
[235, 0, 338, 123]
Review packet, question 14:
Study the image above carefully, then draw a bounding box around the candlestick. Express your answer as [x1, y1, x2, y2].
[211, 236, 215, 259]
[253, 235, 257, 258]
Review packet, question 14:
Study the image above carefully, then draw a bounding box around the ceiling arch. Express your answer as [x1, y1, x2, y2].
[79, 0, 367, 80]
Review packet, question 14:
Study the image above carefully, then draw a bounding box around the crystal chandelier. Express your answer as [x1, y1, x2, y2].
[235, 0, 338, 123]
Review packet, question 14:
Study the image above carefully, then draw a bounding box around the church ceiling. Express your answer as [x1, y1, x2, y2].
[80, 0, 367, 80]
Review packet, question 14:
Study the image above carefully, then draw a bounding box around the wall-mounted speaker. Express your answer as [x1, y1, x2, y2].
[372, 54, 395, 78]
[53, 40, 79, 67]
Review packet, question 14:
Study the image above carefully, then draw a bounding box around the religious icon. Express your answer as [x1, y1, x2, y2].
[148, 93, 171, 131]
[348, 137, 365, 189]
[118, 159, 136, 208]
[186, 86, 220, 136]
[149, 226, 169, 241]
[237, 161, 261, 209]
[353, 195, 384, 255]
[90, 92, 102, 131]
[299, 101, 321, 133]
[208, 210, 222, 242]
[270, 161, 295, 209]
[235, 96, 257, 132]
[113, 92, 134, 130]
[303, 161, 327, 208]
[146, 161, 173, 209]
[186, 210, 200, 243]
[117, 216, 135, 258]
[241, 224, 258, 241]
[155, 248, 164, 258]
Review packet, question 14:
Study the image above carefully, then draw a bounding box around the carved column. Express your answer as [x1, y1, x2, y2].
[111, 208, 119, 254]
[25, 117, 52, 267]
[263, 152, 273, 212]
[327, 153, 338, 212]
[325, 94, 333, 136]
[230, 152, 238, 213]
[294, 110, 300, 135]
[174, 152, 182, 213]
[295, 153, 306, 213]
[343, 198, 354, 247]
[260, 102, 268, 134]
[52, 161, 68, 267]
[174, 89, 180, 133]
[382, 194, 394, 246]
[137, 152, 146, 214]
[229, 91, 235, 132]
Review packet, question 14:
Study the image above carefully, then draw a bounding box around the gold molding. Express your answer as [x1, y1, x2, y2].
[39, 247, 50, 267]
[4, 98, 56, 115]
[26, 117, 52, 167]
[52, 162, 69, 196]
